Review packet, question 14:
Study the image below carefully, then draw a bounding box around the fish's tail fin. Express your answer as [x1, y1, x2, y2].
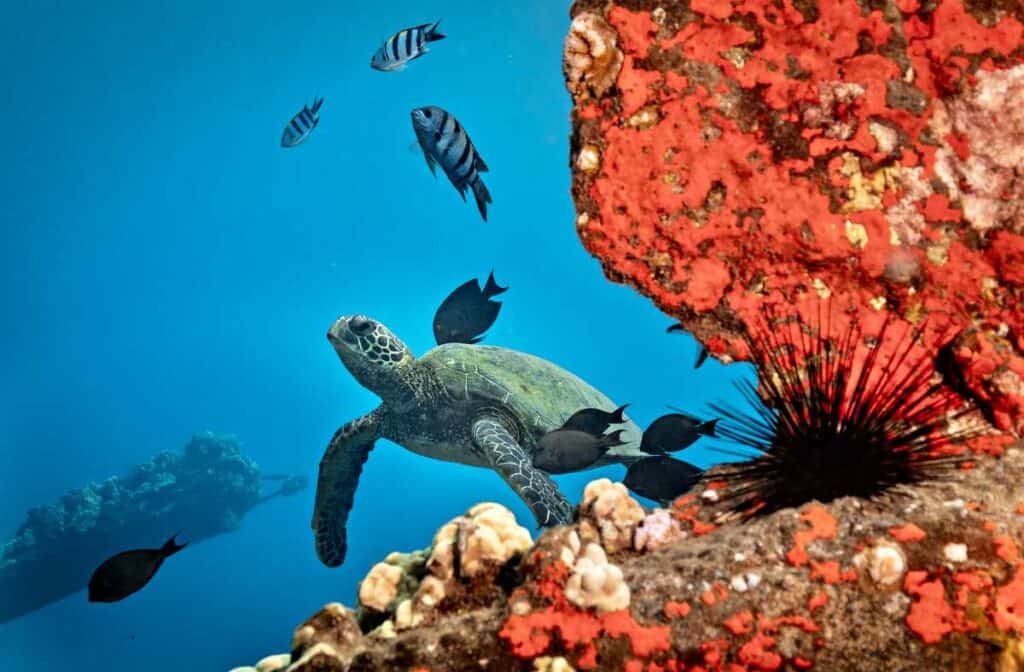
[160, 534, 188, 557]
[610, 403, 630, 424]
[699, 418, 719, 437]
[426, 19, 446, 41]
[483, 271, 508, 298]
[471, 176, 492, 222]
[600, 429, 627, 449]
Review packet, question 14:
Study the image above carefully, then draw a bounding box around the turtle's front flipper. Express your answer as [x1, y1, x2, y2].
[312, 409, 382, 567]
[471, 416, 573, 527]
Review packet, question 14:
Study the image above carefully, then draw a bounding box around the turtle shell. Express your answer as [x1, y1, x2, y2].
[419, 343, 643, 452]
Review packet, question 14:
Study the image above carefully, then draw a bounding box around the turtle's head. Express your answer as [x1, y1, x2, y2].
[327, 315, 415, 398]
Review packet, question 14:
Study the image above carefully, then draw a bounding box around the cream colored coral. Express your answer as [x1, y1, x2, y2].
[564, 12, 623, 102]
[534, 656, 576, 672]
[358, 561, 403, 612]
[254, 654, 289, 672]
[634, 508, 685, 552]
[564, 542, 630, 613]
[578, 478, 645, 553]
[456, 502, 533, 577]
[853, 540, 906, 588]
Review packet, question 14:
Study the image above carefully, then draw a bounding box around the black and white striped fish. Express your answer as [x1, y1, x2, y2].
[411, 106, 492, 221]
[371, 20, 445, 72]
[280, 98, 324, 148]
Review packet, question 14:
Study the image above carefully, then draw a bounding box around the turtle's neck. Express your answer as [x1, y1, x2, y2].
[379, 361, 442, 410]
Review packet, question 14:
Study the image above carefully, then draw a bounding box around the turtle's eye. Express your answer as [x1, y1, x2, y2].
[349, 317, 373, 335]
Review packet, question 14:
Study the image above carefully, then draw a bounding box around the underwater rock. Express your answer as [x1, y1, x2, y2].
[0, 431, 307, 624]
[239, 448, 1024, 671]
[566, 0, 1024, 432]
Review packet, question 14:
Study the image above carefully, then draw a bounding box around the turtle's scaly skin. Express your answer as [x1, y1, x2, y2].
[314, 314, 647, 567]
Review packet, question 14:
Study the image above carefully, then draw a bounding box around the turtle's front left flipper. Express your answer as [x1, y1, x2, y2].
[471, 416, 573, 527]
[312, 409, 382, 567]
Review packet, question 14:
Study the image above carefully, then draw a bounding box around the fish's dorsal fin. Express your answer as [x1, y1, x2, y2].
[482, 271, 508, 298]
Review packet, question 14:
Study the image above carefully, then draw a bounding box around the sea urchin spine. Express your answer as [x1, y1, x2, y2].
[706, 309, 988, 517]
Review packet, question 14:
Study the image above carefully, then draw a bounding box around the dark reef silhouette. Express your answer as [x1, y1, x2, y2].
[0, 431, 307, 623]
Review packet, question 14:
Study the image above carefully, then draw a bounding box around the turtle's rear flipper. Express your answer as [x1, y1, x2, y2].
[471, 416, 573, 527]
[312, 410, 382, 567]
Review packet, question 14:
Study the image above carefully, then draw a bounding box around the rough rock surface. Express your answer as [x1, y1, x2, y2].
[567, 0, 1024, 433]
[237, 448, 1024, 671]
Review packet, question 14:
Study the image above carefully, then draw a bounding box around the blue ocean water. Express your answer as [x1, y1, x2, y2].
[0, 1, 755, 669]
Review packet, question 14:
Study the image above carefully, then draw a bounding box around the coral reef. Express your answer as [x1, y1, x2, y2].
[235, 450, 1024, 670]
[0, 431, 306, 623]
[566, 0, 1024, 432]
[230, 2, 1024, 669]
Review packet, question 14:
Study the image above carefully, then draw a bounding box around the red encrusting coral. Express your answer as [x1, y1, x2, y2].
[499, 553, 671, 668]
[890, 524, 928, 543]
[570, 0, 1024, 435]
[786, 506, 838, 567]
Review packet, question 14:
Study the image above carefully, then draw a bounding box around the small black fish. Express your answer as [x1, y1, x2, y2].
[640, 412, 718, 455]
[433, 271, 507, 345]
[624, 455, 704, 504]
[560, 403, 630, 437]
[668, 323, 710, 369]
[88, 535, 187, 603]
[533, 429, 625, 474]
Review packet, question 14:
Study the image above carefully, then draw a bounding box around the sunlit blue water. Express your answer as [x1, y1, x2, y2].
[0, 1, 755, 669]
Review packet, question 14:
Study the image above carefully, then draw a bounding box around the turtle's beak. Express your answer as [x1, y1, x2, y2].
[327, 316, 349, 346]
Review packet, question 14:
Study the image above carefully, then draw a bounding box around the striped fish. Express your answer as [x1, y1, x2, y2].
[411, 106, 492, 222]
[280, 98, 324, 148]
[371, 20, 445, 72]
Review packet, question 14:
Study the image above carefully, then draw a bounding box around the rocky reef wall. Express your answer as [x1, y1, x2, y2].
[567, 0, 1024, 433]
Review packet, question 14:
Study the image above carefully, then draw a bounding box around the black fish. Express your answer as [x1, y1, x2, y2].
[533, 429, 625, 474]
[668, 323, 709, 368]
[433, 271, 507, 345]
[640, 412, 718, 455]
[624, 455, 704, 504]
[560, 403, 629, 437]
[88, 535, 187, 603]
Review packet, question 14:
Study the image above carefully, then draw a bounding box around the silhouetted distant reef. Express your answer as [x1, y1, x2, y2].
[0, 431, 306, 624]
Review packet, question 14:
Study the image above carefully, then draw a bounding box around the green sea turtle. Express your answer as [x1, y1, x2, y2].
[312, 314, 647, 567]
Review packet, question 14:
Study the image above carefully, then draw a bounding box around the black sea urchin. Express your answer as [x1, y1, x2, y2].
[706, 309, 986, 517]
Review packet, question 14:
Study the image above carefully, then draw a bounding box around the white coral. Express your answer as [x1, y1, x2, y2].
[578, 478, 646, 554]
[563, 13, 624, 102]
[458, 502, 533, 577]
[853, 540, 906, 588]
[634, 508, 686, 552]
[358, 561, 403, 612]
[564, 542, 630, 613]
